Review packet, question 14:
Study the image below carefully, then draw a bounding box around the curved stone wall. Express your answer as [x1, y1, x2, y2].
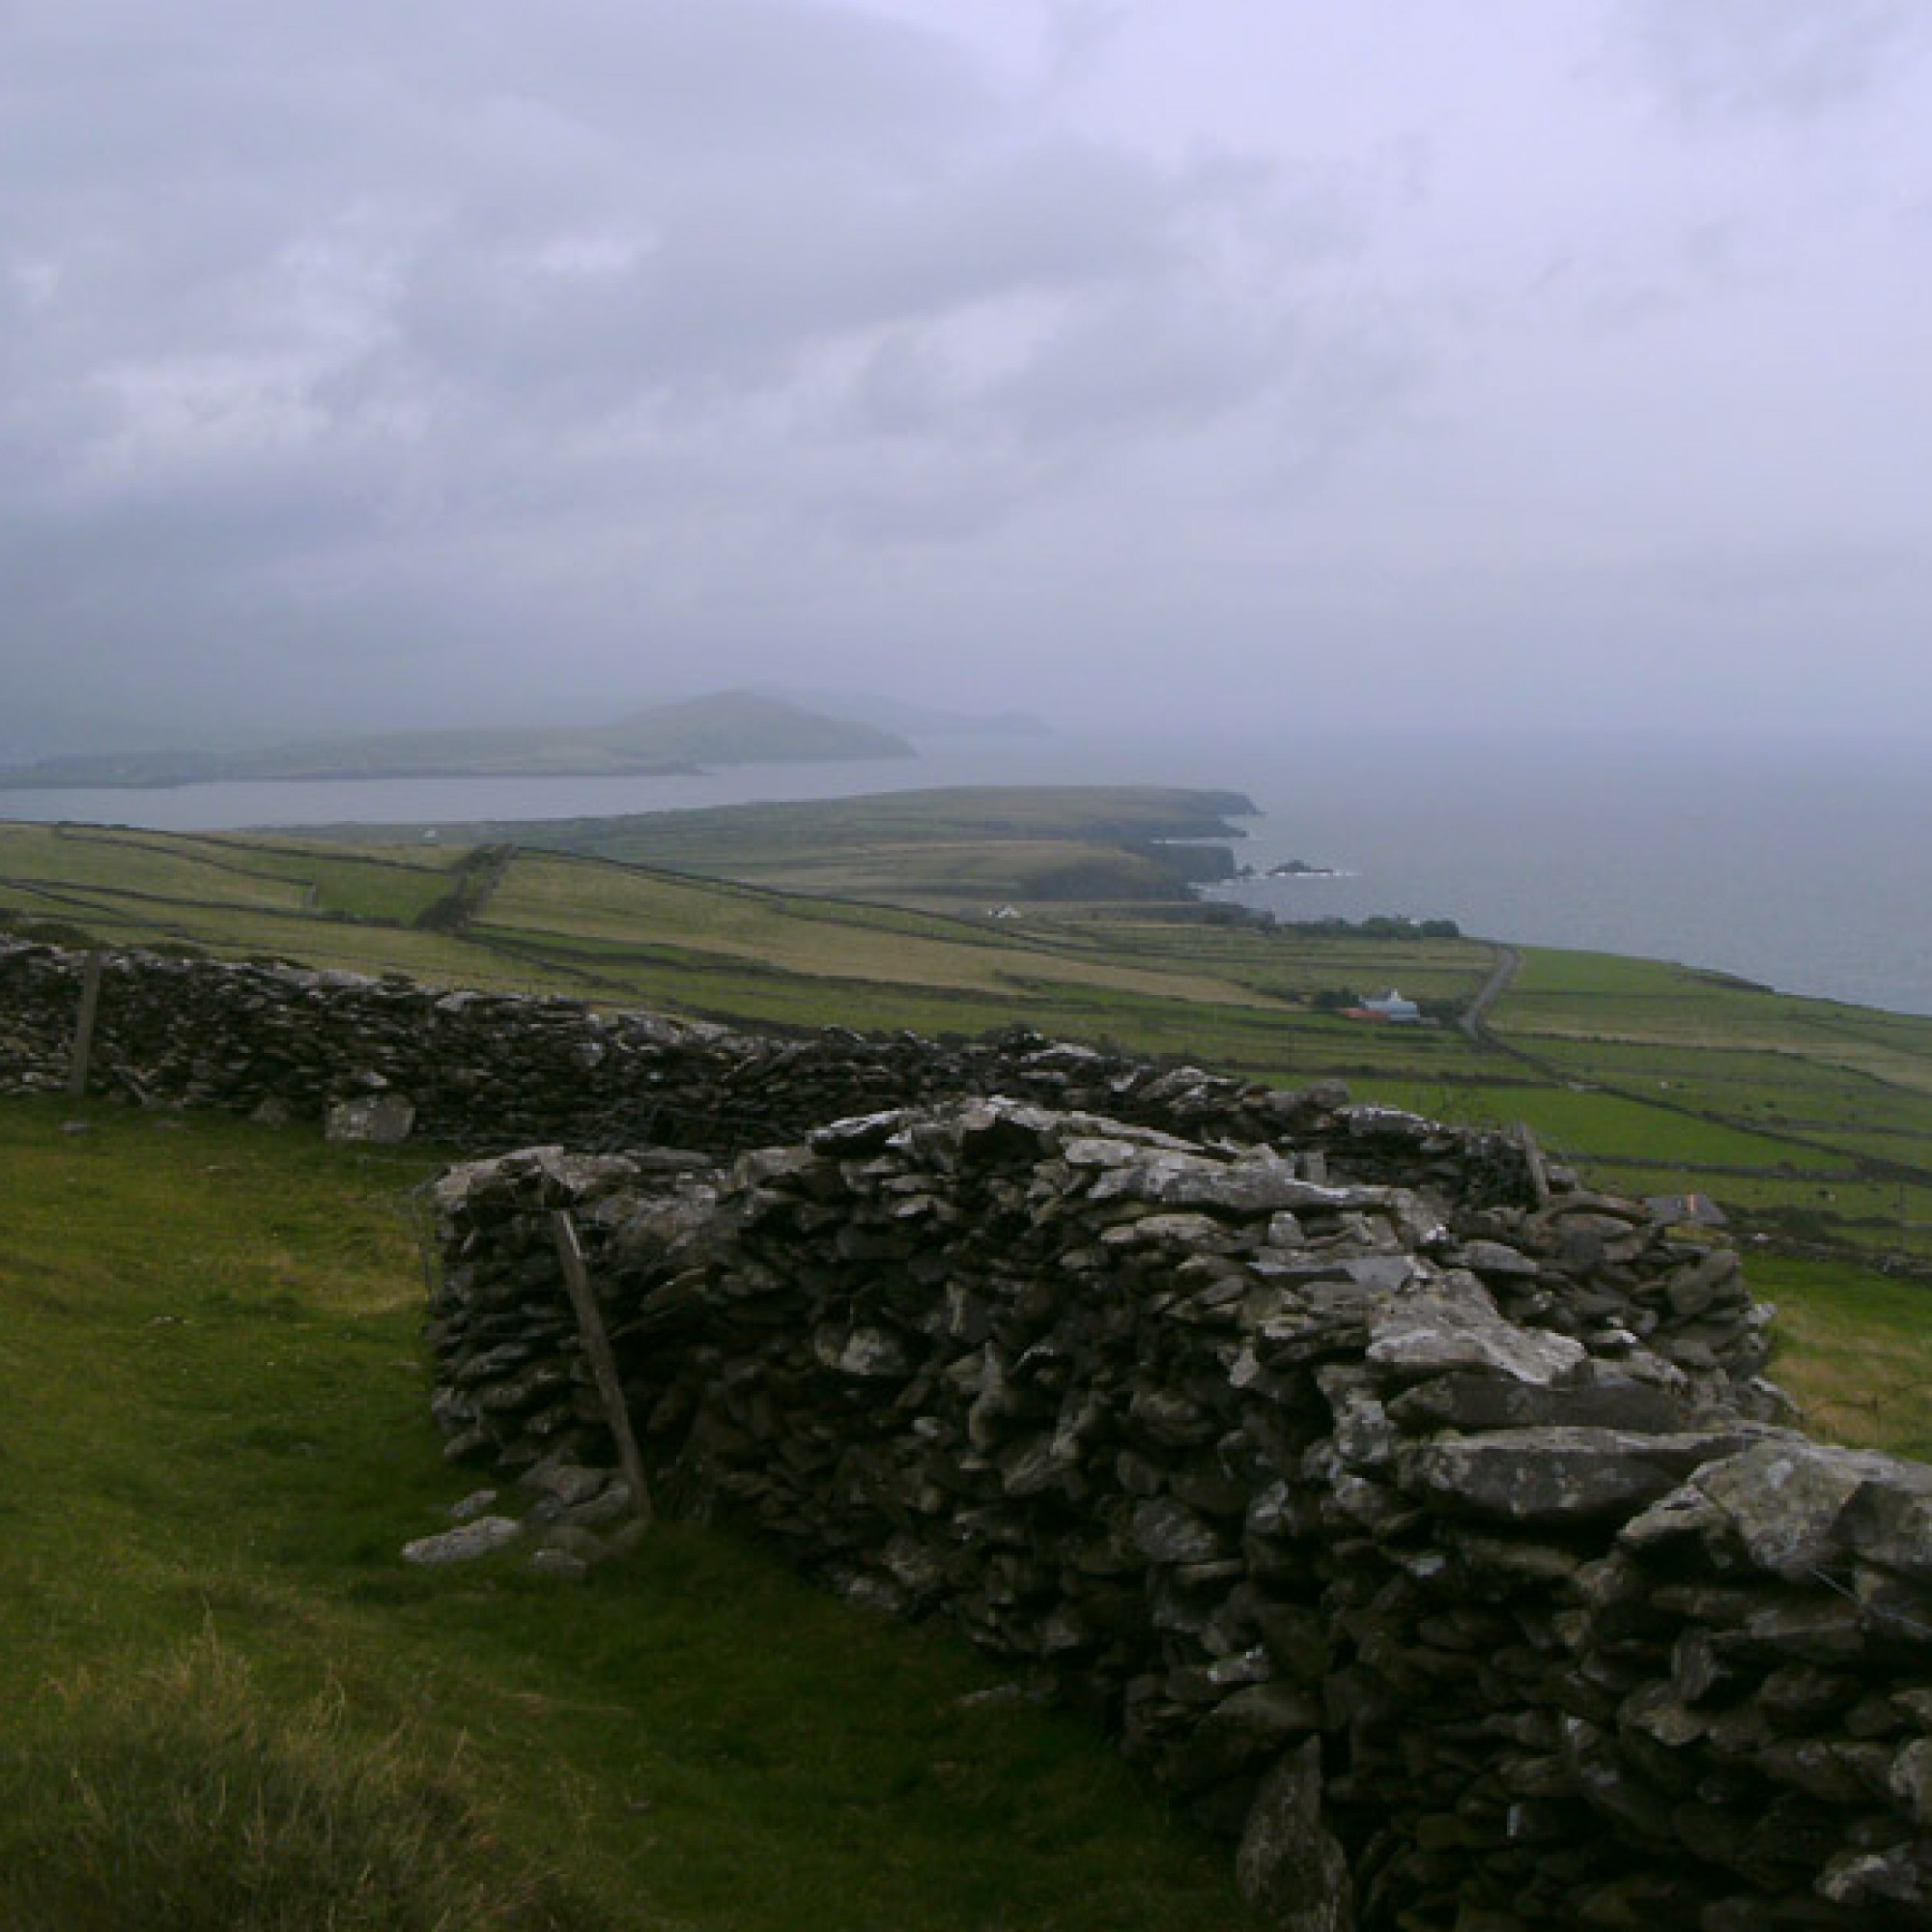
[426, 1100, 1931, 1930]
[0, 936, 1529, 1188]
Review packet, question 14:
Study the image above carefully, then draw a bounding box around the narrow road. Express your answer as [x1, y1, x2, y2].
[1461, 943, 1520, 1041]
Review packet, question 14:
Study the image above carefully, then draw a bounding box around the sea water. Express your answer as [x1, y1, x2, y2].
[3, 731, 1927, 1019]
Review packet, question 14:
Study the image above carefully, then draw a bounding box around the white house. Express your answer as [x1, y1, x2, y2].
[1359, 988, 1421, 1023]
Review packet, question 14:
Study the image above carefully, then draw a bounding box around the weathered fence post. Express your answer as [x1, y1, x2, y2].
[552, 1209, 655, 1528]
[1516, 1122, 1552, 1208]
[67, 951, 105, 1100]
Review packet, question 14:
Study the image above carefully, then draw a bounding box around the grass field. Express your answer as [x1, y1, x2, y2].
[0, 1095, 1256, 1931]
[1468, 947, 1932, 1266]
[1754, 1256, 1932, 1463]
[291, 785, 1264, 905]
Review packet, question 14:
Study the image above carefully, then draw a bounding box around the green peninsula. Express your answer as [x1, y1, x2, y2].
[0, 690, 911, 789]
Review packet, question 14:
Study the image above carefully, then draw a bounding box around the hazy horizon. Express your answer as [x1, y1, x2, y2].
[7, 3, 1929, 758]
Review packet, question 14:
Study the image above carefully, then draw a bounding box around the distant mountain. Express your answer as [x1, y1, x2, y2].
[764, 691, 1052, 740]
[0, 691, 913, 790]
[606, 691, 911, 764]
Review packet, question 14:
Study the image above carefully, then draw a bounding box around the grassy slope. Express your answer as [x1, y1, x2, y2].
[0, 817, 1489, 1064]
[1754, 1256, 1932, 1464]
[285, 786, 1262, 903]
[0, 1096, 1253, 1931]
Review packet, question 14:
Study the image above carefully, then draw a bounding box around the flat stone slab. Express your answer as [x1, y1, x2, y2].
[1692, 1436, 1932, 1583]
[1398, 1428, 1749, 1524]
[326, 1094, 416, 1143]
[1366, 1272, 1586, 1387]
[401, 1515, 523, 1565]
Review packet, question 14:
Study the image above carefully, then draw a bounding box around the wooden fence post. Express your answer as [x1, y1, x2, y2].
[67, 951, 105, 1100]
[1516, 1123, 1552, 1209]
[552, 1209, 655, 1528]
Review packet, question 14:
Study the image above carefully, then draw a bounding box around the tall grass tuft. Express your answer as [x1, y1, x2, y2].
[0, 1635, 603, 1932]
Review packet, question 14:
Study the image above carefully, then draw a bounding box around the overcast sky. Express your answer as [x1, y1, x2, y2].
[5, 0, 1929, 753]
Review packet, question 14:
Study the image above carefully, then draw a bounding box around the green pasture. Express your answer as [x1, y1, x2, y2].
[297, 786, 1261, 906]
[7, 811, 1932, 1267]
[0, 824, 463, 938]
[1757, 1256, 1932, 1463]
[0, 1094, 1254, 1932]
[1062, 915, 1489, 1007]
[1476, 946, 1932, 1261]
[0, 825, 312, 913]
[1483, 1088, 1830, 1170]
[659, 836, 1196, 904]
[489, 784, 1260, 858]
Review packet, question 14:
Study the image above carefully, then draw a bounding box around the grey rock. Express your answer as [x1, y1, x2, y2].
[535, 1524, 612, 1564]
[1818, 1843, 1932, 1909]
[1838, 1458, 1932, 1583]
[1398, 1428, 1747, 1524]
[1734, 1595, 1870, 1662]
[1619, 1681, 1706, 1748]
[401, 1515, 523, 1565]
[517, 1461, 608, 1507]
[558, 1481, 638, 1528]
[1099, 1210, 1226, 1249]
[326, 1093, 416, 1143]
[1386, 1366, 1689, 1435]
[1093, 1148, 1381, 1218]
[1456, 1237, 1541, 1278]
[1131, 1498, 1225, 1565]
[807, 1109, 908, 1154]
[1618, 1483, 1740, 1552]
[529, 1546, 590, 1582]
[1890, 1738, 1932, 1826]
[812, 1323, 912, 1379]
[1336, 1253, 1417, 1294]
[1691, 1436, 1894, 1581]
[1364, 1271, 1587, 1386]
[1235, 1739, 1354, 1931]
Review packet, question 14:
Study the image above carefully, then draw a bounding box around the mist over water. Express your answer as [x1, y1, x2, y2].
[3, 731, 1927, 1019]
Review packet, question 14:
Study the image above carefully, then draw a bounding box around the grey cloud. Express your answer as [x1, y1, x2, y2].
[1606, 0, 1932, 121]
[986, 290, 1286, 445]
[1040, 2, 1133, 91]
[2, 0, 1385, 685]
[394, 134, 1192, 412]
[4, 3, 1924, 755]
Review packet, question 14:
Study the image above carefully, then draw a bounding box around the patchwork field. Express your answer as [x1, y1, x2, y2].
[5, 786, 1931, 1346]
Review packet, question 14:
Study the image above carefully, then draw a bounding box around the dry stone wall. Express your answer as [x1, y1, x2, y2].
[429, 1101, 1932, 1931]
[0, 936, 1528, 1177]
